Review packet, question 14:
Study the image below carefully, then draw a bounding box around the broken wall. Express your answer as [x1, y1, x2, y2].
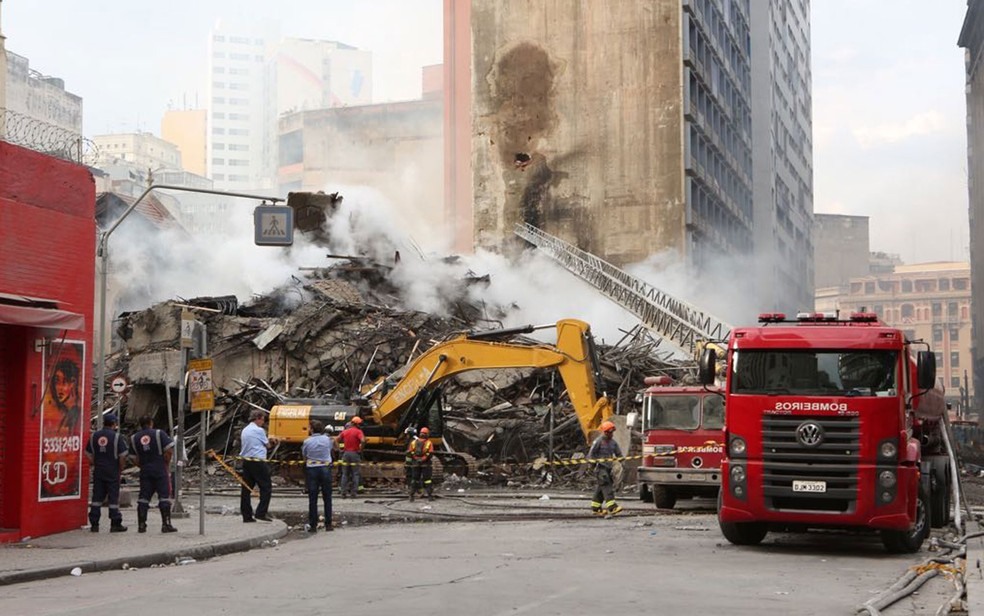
[469, 0, 687, 266]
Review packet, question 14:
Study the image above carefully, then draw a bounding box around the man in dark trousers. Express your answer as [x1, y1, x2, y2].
[239, 410, 279, 522]
[301, 420, 336, 533]
[588, 421, 624, 516]
[129, 415, 177, 533]
[85, 413, 128, 533]
[407, 427, 435, 501]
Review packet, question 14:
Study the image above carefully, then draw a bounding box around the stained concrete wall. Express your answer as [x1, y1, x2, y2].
[470, 0, 686, 266]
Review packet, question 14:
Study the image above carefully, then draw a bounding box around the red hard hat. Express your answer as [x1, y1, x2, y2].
[600, 421, 616, 433]
[419, 427, 430, 436]
[351, 416, 363, 425]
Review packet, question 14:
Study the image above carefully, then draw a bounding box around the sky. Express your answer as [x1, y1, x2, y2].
[2, 0, 972, 267]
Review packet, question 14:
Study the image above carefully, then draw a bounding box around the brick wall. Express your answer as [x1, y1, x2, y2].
[0, 142, 95, 541]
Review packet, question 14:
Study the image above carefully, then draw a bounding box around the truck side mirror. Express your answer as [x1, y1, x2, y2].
[916, 351, 936, 390]
[626, 412, 638, 428]
[698, 348, 717, 385]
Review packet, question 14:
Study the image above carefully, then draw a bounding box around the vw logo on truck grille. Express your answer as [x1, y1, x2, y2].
[796, 422, 825, 447]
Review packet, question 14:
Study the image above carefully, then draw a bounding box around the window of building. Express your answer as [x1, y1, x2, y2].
[212, 82, 226, 89]
[213, 66, 225, 74]
[902, 279, 913, 293]
[213, 35, 226, 43]
[950, 327, 959, 341]
[932, 303, 942, 318]
[231, 53, 250, 61]
[228, 144, 249, 151]
[213, 143, 225, 150]
[900, 304, 914, 319]
[212, 158, 225, 165]
[851, 282, 863, 294]
[948, 302, 958, 319]
[933, 326, 943, 343]
[229, 174, 250, 182]
[954, 278, 969, 290]
[873, 305, 883, 319]
[229, 128, 249, 136]
[951, 352, 960, 368]
[229, 82, 249, 91]
[939, 278, 950, 291]
[230, 36, 250, 44]
[865, 281, 875, 293]
[229, 113, 250, 121]
[935, 351, 944, 367]
[952, 376, 961, 389]
[213, 173, 225, 181]
[212, 112, 226, 120]
[212, 52, 225, 59]
[212, 97, 225, 104]
[212, 127, 225, 135]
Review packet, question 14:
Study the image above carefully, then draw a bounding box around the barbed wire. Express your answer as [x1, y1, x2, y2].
[0, 107, 99, 165]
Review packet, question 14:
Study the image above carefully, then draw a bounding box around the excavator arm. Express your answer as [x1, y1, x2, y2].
[369, 319, 613, 442]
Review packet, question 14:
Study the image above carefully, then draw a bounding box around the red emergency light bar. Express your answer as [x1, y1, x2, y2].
[643, 375, 674, 386]
[757, 312, 786, 323]
[849, 312, 879, 322]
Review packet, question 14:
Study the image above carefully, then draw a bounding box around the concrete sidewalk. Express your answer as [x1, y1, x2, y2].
[0, 508, 287, 586]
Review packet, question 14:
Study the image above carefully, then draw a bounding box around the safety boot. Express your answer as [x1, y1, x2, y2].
[137, 511, 148, 533]
[110, 521, 128, 533]
[161, 512, 177, 533]
[607, 505, 623, 517]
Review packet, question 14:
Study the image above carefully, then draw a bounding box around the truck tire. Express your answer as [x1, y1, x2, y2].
[640, 484, 654, 503]
[717, 491, 767, 545]
[929, 462, 951, 528]
[652, 486, 677, 510]
[881, 484, 929, 554]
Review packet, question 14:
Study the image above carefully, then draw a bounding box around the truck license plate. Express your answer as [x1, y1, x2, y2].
[792, 480, 826, 493]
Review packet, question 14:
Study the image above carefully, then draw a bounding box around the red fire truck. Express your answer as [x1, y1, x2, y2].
[698, 312, 951, 553]
[638, 376, 724, 509]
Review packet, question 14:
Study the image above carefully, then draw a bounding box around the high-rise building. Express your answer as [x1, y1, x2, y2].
[452, 1, 754, 287]
[750, 0, 814, 314]
[162, 109, 208, 177]
[959, 1, 984, 409]
[92, 132, 181, 172]
[207, 25, 372, 193]
[813, 214, 869, 291]
[207, 26, 275, 192]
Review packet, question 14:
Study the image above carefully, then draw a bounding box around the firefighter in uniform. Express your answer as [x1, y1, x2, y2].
[407, 427, 435, 501]
[588, 421, 623, 516]
[403, 426, 417, 491]
[85, 413, 128, 533]
[129, 415, 177, 533]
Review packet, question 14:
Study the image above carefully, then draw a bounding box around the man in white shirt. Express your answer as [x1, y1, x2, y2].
[239, 410, 279, 522]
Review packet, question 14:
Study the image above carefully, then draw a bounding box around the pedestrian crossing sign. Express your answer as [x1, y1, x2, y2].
[254, 205, 294, 246]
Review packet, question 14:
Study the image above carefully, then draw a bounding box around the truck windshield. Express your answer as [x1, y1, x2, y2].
[703, 396, 725, 429]
[644, 395, 700, 430]
[731, 350, 898, 396]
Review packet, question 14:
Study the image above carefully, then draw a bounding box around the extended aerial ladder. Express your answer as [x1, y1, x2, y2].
[514, 222, 733, 359]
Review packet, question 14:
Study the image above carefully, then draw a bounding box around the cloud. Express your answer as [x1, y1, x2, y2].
[852, 110, 951, 148]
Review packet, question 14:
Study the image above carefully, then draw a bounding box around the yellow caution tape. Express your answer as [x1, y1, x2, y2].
[214, 441, 725, 469]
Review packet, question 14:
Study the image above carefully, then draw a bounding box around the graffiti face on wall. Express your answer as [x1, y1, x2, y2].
[39, 341, 84, 501]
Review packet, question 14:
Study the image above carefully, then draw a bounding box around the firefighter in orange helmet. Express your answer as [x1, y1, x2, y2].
[407, 427, 435, 501]
[588, 420, 623, 516]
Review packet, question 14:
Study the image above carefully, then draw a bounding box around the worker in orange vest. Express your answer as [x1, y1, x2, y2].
[407, 427, 434, 501]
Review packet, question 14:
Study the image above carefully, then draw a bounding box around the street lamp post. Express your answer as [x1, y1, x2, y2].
[95, 184, 282, 424]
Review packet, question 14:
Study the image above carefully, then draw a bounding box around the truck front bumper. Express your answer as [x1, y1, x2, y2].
[639, 467, 721, 486]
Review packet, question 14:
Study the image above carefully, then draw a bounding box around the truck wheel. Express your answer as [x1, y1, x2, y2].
[929, 463, 950, 528]
[652, 486, 677, 510]
[640, 484, 654, 503]
[881, 484, 929, 554]
[717, 491, 767, 546]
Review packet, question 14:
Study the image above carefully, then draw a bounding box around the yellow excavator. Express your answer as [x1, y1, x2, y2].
[267, 318, 614, 482]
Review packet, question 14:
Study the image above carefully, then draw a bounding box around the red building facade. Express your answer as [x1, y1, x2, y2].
[0, 142, 96, 542]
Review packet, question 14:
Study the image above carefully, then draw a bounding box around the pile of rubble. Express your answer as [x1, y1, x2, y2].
[101, 196, 693, 487]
